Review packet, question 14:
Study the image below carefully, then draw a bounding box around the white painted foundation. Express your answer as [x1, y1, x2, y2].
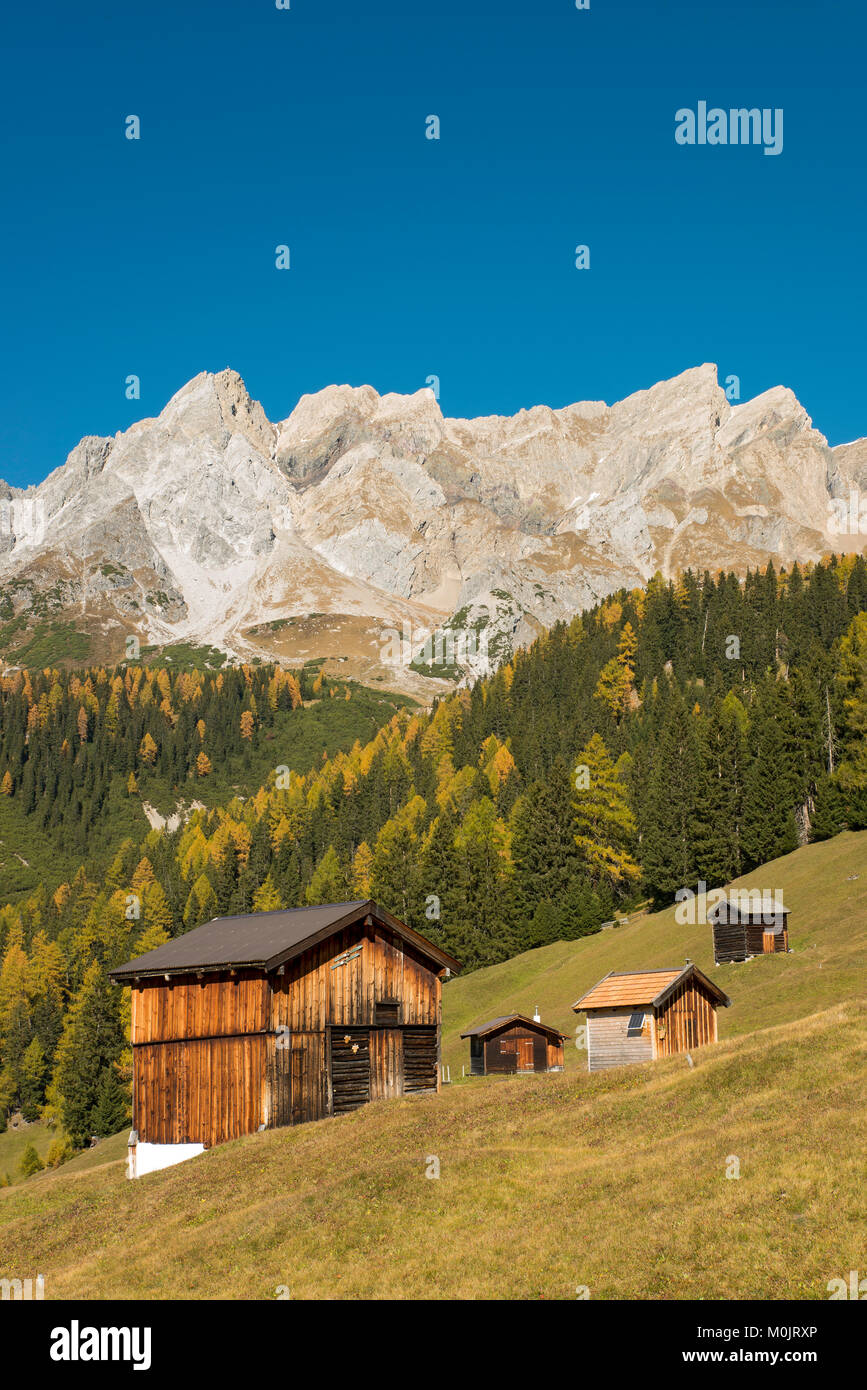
[127, 1139, 205, 1180]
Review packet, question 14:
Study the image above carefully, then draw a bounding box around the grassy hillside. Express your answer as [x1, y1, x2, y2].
[0, 831, 864, 1300]
[442, 829, 867, 1074]
[0, 1120, 54, 1186]
[0, 1002, 863, 1299]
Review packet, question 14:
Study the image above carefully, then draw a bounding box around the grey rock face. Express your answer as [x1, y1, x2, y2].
[1, 363, 863, 678]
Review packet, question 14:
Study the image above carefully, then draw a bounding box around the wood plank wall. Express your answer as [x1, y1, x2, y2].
[369, 1028, 404, 1101]
[131, 921, 444, 1143]
[546, 1039, 565, 1070]
[655, 978, 717, 1058]
[484, 1025, 548, 1074]
[269, 924, 441, 1032]
[713, 922, 749, 963]
[715, 921, 789, 961]
[133, 1036, 267, 1146]
[131, 969, 269, 1044]
[586, 1008, 653, 1071]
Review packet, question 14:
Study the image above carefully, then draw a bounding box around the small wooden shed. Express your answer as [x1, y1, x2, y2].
[572, 965, 730, 1072]
[708, 897, 790, 963]
[461, 1014, 565, 1075]
[110, 899, 460, 1176]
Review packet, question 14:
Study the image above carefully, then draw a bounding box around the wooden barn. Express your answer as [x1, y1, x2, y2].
[461, 1014, 565, 1076]
[707, 896, 790, 963]
[110, 900, 460, 1176]
[572, 964, 730, 1072]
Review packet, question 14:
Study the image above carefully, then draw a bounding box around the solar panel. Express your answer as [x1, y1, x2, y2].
[627, 1010, 645, 1036]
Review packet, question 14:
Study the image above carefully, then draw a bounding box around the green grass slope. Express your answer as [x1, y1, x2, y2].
[0, 831, 864, 1300]
[0, 1120, 55, 1186]
[0, 1003, 863, 1299]
[441, 829, 867, 1074]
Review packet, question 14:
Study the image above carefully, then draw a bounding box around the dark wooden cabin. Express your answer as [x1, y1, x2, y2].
[461, 1014, 565, 1075]
[572, 965, 730, 1072]
[110, 900, 460, 1167]
[707, 897, 790, 963]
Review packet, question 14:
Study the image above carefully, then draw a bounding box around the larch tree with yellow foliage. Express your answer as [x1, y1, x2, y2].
[572, 733, 640, 892]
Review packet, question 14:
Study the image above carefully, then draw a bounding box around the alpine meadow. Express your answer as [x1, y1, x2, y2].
[1, 553, 866, 1156]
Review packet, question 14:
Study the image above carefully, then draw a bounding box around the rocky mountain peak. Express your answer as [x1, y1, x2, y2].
[1, 364, 864, 690]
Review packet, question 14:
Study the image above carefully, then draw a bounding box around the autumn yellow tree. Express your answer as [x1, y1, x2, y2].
[138, 732, 158, 765]
[593, 622, 637, 723]
[351, 841, 374, 897]
[252, 874, 284, 911]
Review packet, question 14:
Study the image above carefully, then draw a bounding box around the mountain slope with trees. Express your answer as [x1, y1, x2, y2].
[1, 553, 867, 1152]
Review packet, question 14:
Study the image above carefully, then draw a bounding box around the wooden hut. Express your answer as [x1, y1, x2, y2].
[461, 1014, 565, 1076]
[707, 896, 790, 963]
[572, 964, 730, 1072]
[110, 900, 460, 1176]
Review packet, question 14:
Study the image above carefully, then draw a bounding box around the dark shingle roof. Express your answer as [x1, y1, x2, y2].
[460, 1013, 566, 1041]
[110, 900, 460, 981]
[707, 897, 790, 925]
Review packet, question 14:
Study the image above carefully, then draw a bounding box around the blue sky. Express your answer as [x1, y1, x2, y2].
[1, 0, 865, 487]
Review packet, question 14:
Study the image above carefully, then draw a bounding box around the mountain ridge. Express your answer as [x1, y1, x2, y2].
[2, 364, 864, 686]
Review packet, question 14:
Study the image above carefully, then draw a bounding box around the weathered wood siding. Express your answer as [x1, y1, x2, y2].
[714, 919, 789, 962]
[131, 969, 269, 1044]
[479, 1024, 558, 1074]
[131, 918, 444, 1144]
[586, 1008, 653, 1071]
[747, 924, 788, 954]
[712, 921, 749, 963]
[264, 1030, 329, 1127]
[269, 923, 440, 1031]
[370, 1027, 404, 1101]
[546, 1038, 565, 1070]
[133, 1035, 268, 1146]
[655, 977, 718, 1058]
[330, 1028, 372, 1113]
[402, 1027, 438, 1092]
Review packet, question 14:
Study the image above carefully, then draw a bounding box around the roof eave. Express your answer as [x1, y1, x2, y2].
[461, 1013, 566, 1041]
[571, 970, 615, 1012]
[651, 964, 731, 1010]
[110, 900, 462, 984]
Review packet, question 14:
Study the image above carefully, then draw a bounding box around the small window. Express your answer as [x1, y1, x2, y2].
[627, 1011, 645, 1037]
[375, 1000, 399, 1025]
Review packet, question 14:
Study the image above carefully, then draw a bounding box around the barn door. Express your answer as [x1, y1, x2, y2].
[370, 1029, 403, 1101]
[330, 1028, 371, 1114]
[517, 1038, 535, 1072]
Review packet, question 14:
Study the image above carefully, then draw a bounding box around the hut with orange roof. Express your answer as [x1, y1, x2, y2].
[572, 964, 730, 1071]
